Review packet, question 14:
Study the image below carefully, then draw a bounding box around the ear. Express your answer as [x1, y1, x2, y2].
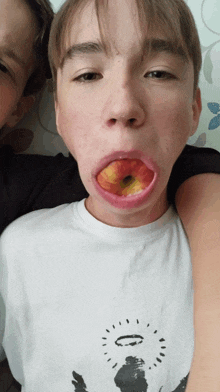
[191, 87, 202, 137]
[6, 95, 36, 128]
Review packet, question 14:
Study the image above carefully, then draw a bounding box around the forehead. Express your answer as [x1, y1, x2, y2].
[0, 0, 38, 66]
[65, 0, 141, 55]
[61, 0, 188, 65]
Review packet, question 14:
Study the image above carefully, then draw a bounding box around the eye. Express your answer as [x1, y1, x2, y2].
[145, 70, 175, 80]
[0, 62, 9, 74]
[74, 72, 102, 82]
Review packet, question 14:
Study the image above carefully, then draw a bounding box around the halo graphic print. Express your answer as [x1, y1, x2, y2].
[71, 319, 189, 391]
[101, 319, 166, 371]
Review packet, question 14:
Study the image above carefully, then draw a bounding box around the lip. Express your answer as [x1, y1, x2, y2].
[92, 150, 159, 209]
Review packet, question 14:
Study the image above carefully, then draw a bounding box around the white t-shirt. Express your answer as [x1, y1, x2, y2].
[0, 199, 193, 392]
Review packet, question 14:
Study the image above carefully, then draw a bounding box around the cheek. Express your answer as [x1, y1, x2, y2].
[0, 84, 18, 128]
[56, 98, 96, 162]
[151, 93, 194, 172]
[153, 92, 194, 139]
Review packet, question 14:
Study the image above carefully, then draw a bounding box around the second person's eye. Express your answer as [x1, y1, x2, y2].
[0, 63, 9, 74]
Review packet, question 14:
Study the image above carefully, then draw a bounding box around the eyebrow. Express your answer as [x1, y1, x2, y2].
[62, 38, 187, 67]
[143, 38, 187, 60]
[0, 48, 27, 68]
[61, 42, 104, 67]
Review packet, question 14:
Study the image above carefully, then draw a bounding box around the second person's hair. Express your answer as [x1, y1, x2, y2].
[23, 0, 54, 96]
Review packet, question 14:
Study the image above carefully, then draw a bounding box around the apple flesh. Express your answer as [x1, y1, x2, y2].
[96, 159, 154, 196]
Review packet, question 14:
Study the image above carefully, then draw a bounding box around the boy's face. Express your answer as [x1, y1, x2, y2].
[0, 0, 38, 129]
[55, 0, 201, 228]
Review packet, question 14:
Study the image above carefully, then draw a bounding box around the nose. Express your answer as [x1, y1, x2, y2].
[104, 79, 145, 128]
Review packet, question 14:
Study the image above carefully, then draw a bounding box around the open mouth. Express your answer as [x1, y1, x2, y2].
[96, 158, 155, 197]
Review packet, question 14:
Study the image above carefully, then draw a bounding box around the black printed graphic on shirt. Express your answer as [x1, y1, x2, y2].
[114, 356, 148, 391]
[72, 371, 89, 392]
[71, 319, 189, 391]
[72, 368, 189, 392]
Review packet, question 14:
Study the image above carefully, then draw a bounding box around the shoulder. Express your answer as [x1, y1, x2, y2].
[168, 145, 220, 205]
[1, 204, 73, 250]
[0, 148, 82, 235]
[0, 146, 76, 181]
[178, 144, 220, 166]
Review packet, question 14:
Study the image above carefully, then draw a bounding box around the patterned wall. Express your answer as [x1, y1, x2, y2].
[0, 0, 219, 155]
[187, 0, 220, 150]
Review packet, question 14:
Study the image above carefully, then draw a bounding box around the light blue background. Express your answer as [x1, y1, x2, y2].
[50, 0, 65, 11]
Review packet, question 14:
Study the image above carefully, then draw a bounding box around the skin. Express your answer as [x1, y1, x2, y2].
[55, 0, 201, 228]
[176, 174, 220, 391]
[0, 0, 37, 130]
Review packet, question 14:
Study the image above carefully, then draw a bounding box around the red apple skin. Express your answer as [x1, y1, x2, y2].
[97, 159, 154, 196]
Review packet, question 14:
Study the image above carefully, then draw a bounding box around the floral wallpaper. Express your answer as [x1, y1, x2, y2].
[0, 0, 220, 155]
[187, 0, 220, 150]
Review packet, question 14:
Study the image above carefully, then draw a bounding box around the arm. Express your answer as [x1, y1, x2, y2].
[0, 146, 87, 236]
[176, 173, 220, 391]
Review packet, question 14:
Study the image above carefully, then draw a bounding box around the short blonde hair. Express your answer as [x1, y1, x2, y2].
[48, 0, 201, 94]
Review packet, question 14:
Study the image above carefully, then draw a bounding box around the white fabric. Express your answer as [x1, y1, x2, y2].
[0, 199, 193, 392]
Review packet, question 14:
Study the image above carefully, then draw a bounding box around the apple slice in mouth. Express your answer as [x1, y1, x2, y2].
[96, 159, 154, 196]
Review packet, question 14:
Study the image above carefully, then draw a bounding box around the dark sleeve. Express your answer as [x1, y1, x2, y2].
[2, 144, 220, 234]
[168, 144, 220, 205]
[0, 146, 88, 235]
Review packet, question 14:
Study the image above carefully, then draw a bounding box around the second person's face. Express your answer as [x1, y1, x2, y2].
[0, 0, 37, 129]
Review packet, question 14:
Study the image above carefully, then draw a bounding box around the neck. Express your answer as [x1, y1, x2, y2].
[85, 192, 169, 228]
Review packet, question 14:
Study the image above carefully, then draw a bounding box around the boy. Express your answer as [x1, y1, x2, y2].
[1, 0, 220, 390]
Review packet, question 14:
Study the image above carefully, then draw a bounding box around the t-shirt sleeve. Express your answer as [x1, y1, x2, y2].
[2, 144, 220, 232]
[168, 145, 220, 205]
